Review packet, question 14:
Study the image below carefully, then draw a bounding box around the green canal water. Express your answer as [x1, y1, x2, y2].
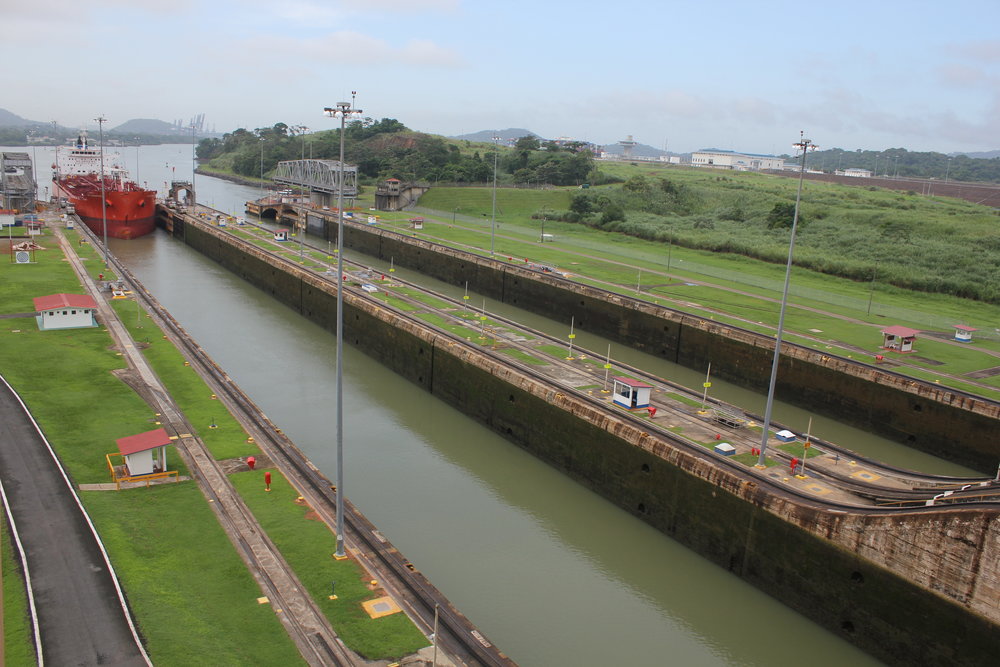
[113, 222, 899, 667]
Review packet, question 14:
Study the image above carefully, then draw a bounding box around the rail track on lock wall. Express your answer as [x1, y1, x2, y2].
[210, 214, 1000, 512]
[102, 232, 517, 666]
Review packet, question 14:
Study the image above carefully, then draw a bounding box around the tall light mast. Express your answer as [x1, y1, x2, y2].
[756, 132, 817, 467]
[323, 94, 363, 559]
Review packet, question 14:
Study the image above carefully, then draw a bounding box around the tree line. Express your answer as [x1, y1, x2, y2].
[195, 121, 594, 187]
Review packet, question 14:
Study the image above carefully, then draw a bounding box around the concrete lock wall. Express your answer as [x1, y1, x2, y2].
[171, 217, 1000, 666]
[324, 217, 1000, 473]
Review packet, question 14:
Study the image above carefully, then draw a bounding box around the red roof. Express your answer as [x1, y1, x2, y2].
[385, 178, 401, 182]
[614, 376, 653, 388]
[33, 293, 97, 312]
[881, 326, 919, 337]
[954, 325, 977, 332]
[116, 428, 172, 455]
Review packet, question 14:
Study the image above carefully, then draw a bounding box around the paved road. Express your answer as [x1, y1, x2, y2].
[0, 375, 150, 666]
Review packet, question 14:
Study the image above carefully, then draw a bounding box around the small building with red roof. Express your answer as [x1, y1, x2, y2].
[953, 325, 977, 343]
[881, 325, 919, 353]
[612, 376, 653, 410]
[115, 428, 173, 477]
[33, 293, 97, 330]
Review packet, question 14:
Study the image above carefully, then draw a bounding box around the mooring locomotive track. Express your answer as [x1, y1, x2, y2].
[100, 231, 515, 666]
[209, 214, 998, 511]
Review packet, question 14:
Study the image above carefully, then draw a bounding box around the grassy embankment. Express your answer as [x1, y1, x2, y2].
[397, 182, 1000, 399]
[0, 227, 426, 663]
[2, 510, 36, 665]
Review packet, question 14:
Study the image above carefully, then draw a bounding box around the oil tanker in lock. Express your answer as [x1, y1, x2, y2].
[52, 132, 156, 239]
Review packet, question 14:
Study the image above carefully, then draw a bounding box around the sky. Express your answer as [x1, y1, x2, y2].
[4, 0, 999, 154]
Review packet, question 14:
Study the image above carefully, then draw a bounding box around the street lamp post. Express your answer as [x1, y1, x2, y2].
[259, 138, 265, 202]
[756, 132, 816, 467]
[490, 135, 499, 258]
[95, 116, 109, 268]
[945, 157, 952, 183]
[189, 125, 197, 207]
[867, 260, 879, 316]
[27, 130, 38, 206]
[323, 96, 363, 559]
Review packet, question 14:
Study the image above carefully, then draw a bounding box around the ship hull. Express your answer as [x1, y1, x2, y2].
[54, 179, 156, 240]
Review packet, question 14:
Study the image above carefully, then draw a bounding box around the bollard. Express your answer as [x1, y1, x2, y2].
[264, 471, 271, 492]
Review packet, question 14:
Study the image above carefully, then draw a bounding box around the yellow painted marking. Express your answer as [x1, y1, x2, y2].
[851, 470, 882, 482]
[257, 597, 269, 605]
[362, 596, 402, 619]
[804, 484, 831, 495]
[178, 433, 192, 438]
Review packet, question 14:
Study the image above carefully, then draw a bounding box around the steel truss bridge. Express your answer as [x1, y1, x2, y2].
[272, 159, 358, 198]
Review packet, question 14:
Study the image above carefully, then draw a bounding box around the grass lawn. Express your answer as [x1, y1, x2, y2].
[537, 343, 574, 359]
[732, 452, 780, 467]
[2, 509, 36, 666]
[0, 230, 426, 664]
[778, 442, 823, 458]
[110, 299, 255, 462]
[230, 472, 429, 660]
[415, 312, 480, 340]
[499, 347, 549, 365]
[82, 484, 305, 665]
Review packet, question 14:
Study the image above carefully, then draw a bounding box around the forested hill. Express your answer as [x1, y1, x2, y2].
[792, 147, 1000, 183]
[197, 120, 594, 186]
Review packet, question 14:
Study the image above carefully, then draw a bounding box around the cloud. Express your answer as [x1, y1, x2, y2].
[949, 39, 1000, 63]
[937, 63, 994, 88]
[267, 0, 459, 24]
[256, 31, 463, 67]
[1, 0, 188, 44]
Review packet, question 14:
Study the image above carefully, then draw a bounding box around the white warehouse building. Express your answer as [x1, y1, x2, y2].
[691, 149, 784, 171]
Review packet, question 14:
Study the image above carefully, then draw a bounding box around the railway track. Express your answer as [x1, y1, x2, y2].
[222, 217, 998, 510]
[102, 225, 515, 666]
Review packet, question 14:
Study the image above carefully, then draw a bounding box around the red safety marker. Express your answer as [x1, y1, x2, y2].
[647, 406, 657, 418]
[264, 471, 272, 492]
[247, 456, 256, 470]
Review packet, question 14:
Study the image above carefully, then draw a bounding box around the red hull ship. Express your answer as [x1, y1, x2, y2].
[53, 133, 156, 240]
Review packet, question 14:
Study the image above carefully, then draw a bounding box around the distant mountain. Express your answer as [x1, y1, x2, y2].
[452, 128, 540, 143]
[954, 150, 1000, 160]
[0, 108, 46, 127]
[114, 118, 178, 134]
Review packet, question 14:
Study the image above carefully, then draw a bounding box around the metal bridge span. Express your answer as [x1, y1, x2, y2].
[272, 159, 358, 208]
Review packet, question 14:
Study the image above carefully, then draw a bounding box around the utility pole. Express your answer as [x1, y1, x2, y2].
[95, 116, 109, 268]
[323, 94, 363, 559]
[757, 132, 816, 467]
[259, 138, 265, 202]
[490, 134, 499, 257]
